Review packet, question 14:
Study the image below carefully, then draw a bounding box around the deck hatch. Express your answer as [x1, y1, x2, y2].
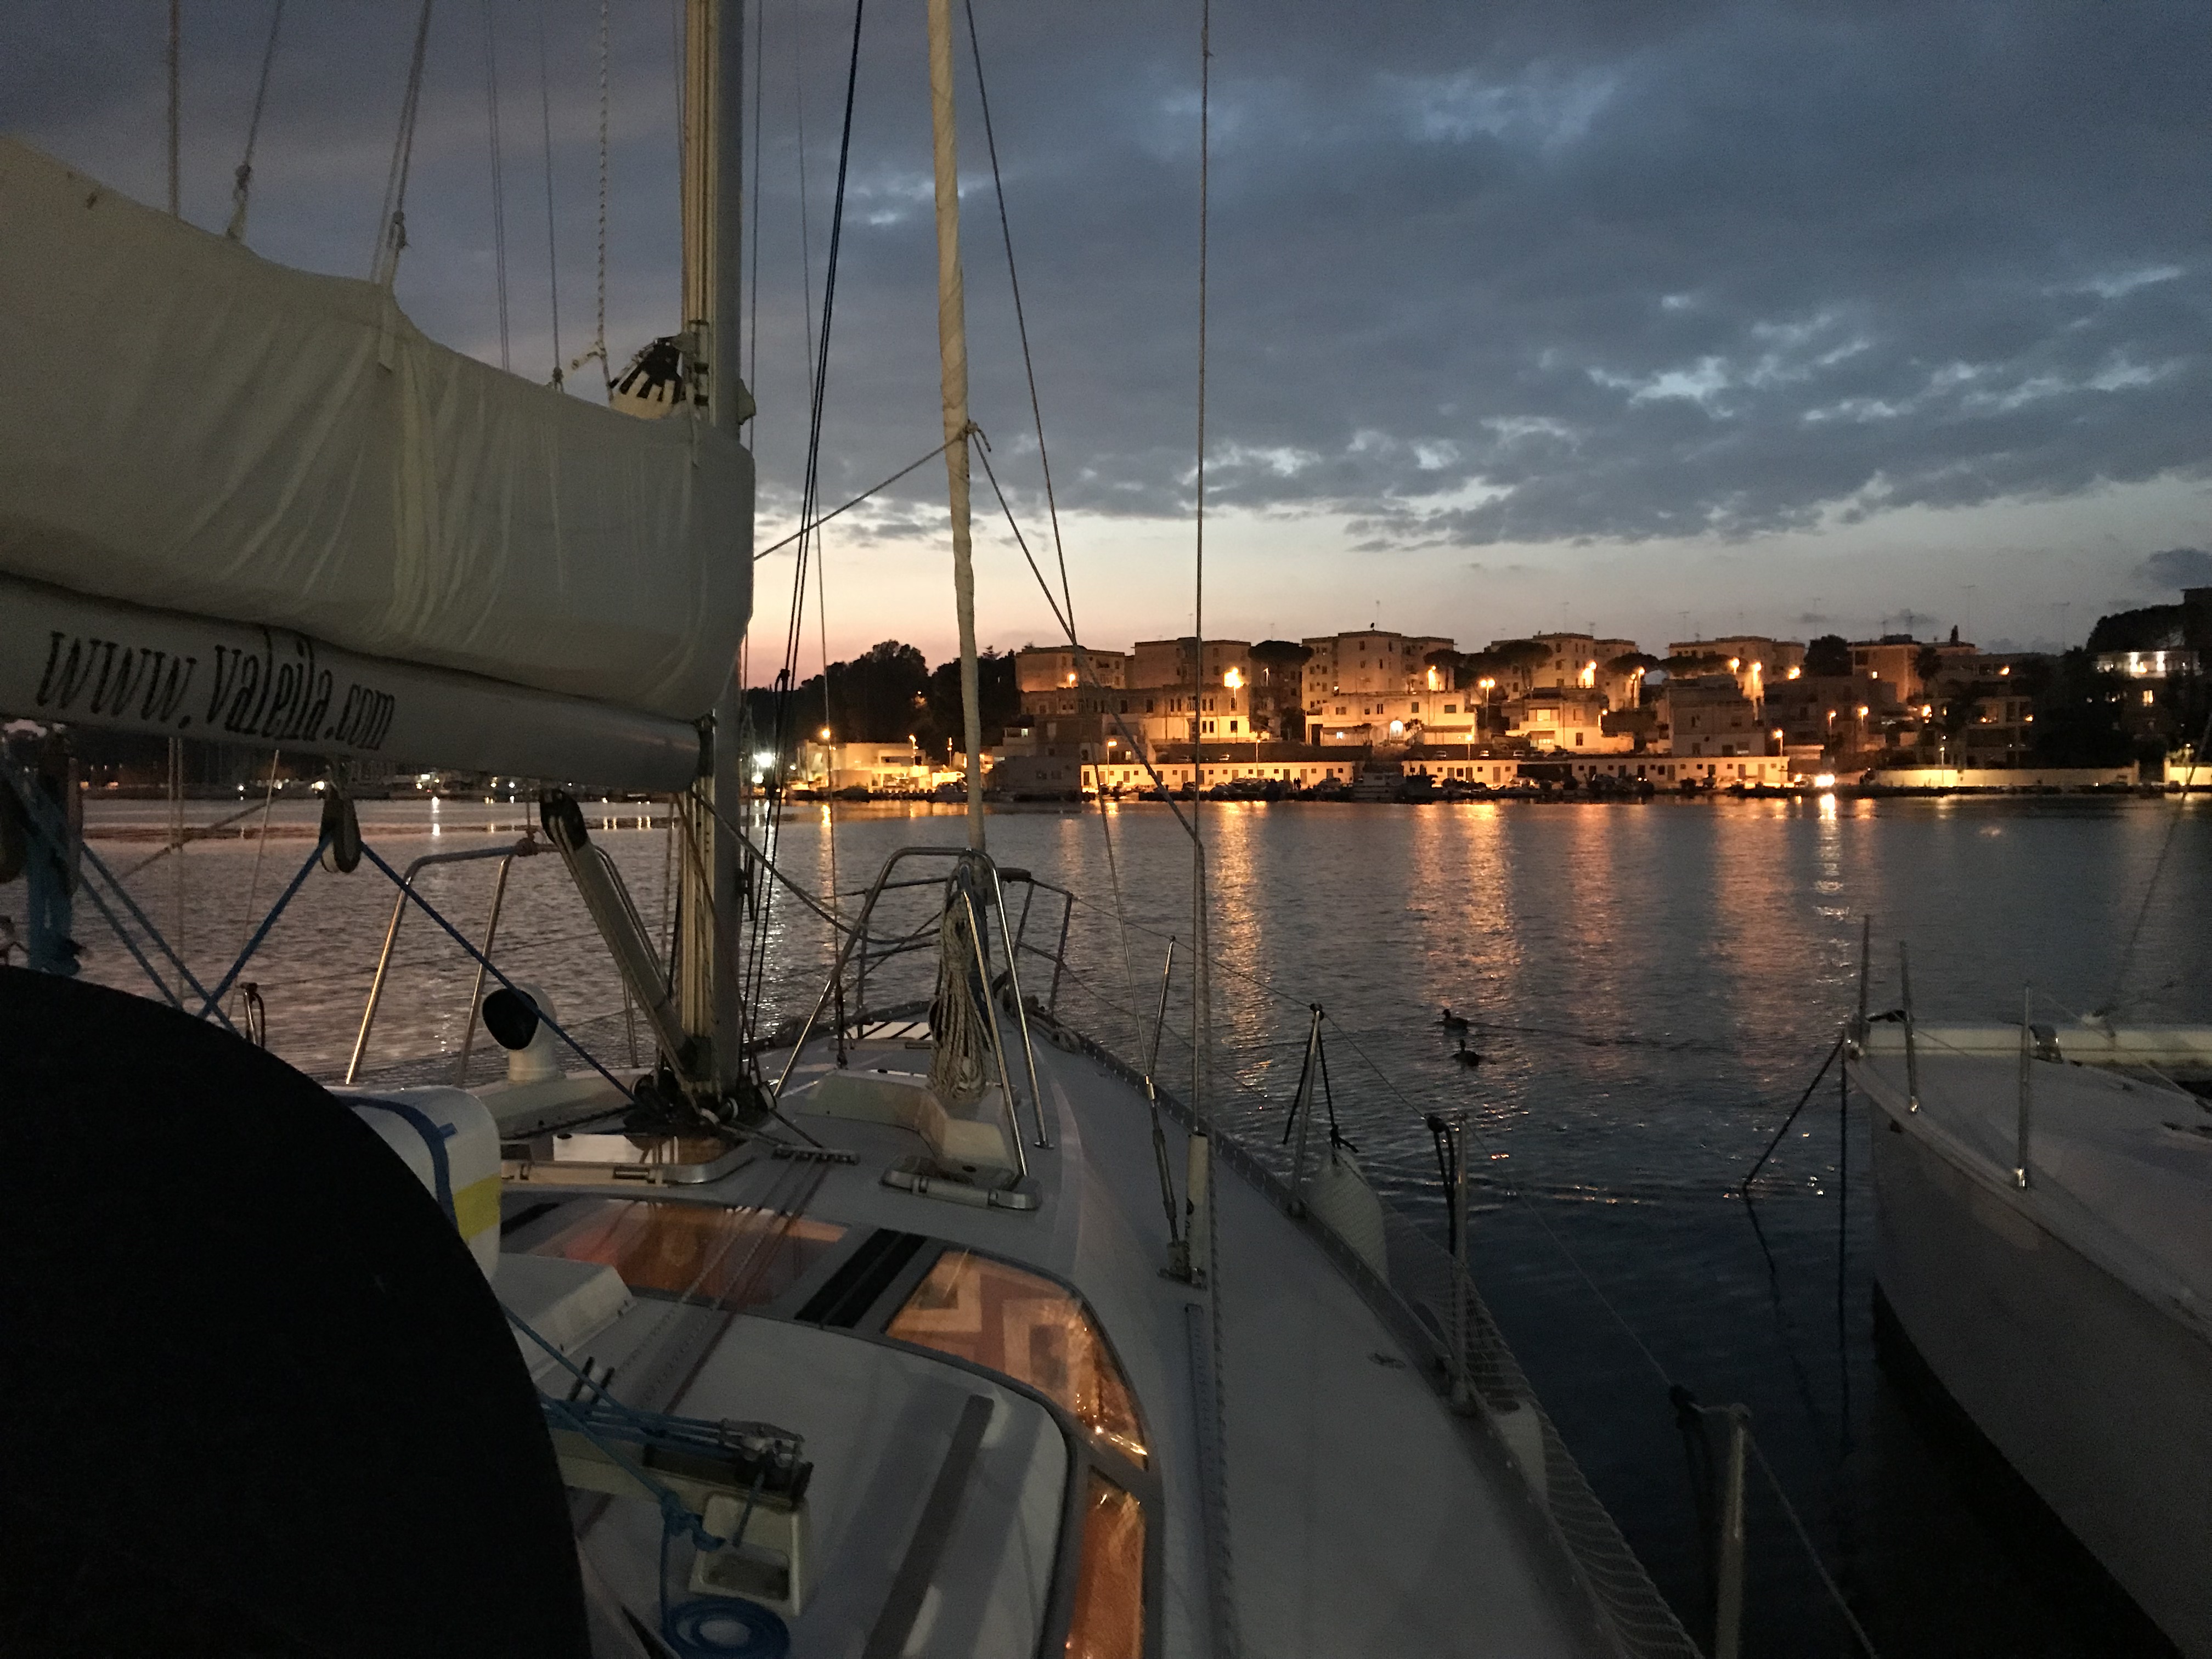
[524, 1199, 844, 1312]
[886, 1250, 1148, 1468]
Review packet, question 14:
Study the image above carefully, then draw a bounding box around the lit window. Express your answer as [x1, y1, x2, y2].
[887, 1251, 1147, 1465]
[530, 1200, 846, 1311]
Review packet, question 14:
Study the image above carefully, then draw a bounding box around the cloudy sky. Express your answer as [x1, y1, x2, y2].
[8, 0, 2209, 671]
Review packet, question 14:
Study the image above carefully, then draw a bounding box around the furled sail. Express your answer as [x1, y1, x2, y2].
[0, 138, 752, 731]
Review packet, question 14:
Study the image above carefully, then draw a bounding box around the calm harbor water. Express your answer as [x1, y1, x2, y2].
[12, 791, 2207, 1656]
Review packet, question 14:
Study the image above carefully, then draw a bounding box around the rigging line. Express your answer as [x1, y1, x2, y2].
[969, 441, 1200, 842]
[167, 0, 181, 217]
[1190, 0, 1214, 1130]
[959, 0, 1147, 1077]
[481, 0, 512, 371]
[533, 1, 565, 388]
[753, 434, 962, 561]
[753, 0, 866, 1021]
[745, 0, 764, 426]
[1747, 1434, 1885, 1658]
[591, 0, 611, 391]
[2101, 699, 2212, 1018]
[960, 0, 1074, 633]
[229, 748, 284, 1017]
[373, 0, 439, 287]
[225, 0, 285, 242]
[1321, 1011, 1681, 1397]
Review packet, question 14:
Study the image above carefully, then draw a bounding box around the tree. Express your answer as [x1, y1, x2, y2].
[1914, 644, 1942, 685]
[1804, 634, 1852, 677]
[924, 649, 1021, 756]
[2031, 649, 2132, 766]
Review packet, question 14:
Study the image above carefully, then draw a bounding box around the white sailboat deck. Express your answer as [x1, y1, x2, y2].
[490, 1035, 1627, 1657]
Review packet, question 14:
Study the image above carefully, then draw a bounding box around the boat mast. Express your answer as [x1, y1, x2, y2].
[926, 0, 986, 850]
[678, 0, 748, 1094]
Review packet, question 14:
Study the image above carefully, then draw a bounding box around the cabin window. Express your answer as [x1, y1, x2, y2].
[528, 1200, 845, 1311]
[1066, 1477, 1150, 1654]
[887, 1251, 1147, 1466]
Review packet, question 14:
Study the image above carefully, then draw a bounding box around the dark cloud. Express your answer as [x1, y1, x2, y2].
[7, 0, 2208, 566]
[2135, 546, 2212, 593]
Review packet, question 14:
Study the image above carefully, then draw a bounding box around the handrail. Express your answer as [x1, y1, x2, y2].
[345, 837, 545, 1084]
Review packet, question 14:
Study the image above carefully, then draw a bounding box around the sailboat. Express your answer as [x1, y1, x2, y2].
[0, 5, 1700, 1655]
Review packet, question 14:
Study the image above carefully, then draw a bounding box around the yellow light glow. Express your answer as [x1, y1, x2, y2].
[1786, 665, 1802, 679]
[1814, 772, 1837, 788]
[1065, 671, 1078, 685]
[1857, 706, 1869, 717]
[1728, 657, 1741, 670]
[1223, 667, 1244, 689]
[819, 727, 831, 741]
[1999, 665, 2011, 676]
[1921, 704, 1932, 717]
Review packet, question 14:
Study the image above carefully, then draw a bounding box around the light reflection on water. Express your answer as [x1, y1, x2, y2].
[11, 792, 2206, 1655]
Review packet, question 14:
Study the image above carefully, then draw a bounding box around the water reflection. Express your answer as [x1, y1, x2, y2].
[12, 793, 2207, 1656]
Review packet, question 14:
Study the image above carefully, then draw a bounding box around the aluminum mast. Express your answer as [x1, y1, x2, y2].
[676, 0, 749, 1092]
[926, 0, 985, 850]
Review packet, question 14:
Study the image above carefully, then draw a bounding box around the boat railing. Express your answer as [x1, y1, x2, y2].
[988, 887, 1705, 1659]
[770, 846, 1053, 1165]
[345, 834, 552, 1085]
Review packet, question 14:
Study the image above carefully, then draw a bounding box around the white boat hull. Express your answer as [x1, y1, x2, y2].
[1870, 1096, 2212, 1655]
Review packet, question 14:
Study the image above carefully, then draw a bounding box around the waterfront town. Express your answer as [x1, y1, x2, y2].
[789, 583, 2212, 800]
[46, 585, 2210, 803]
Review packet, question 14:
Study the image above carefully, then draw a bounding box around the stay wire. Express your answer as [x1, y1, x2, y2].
[960, 0, 1074, 633]
[533, 0, 565, 387]
[744, 0, 764, 426]
[591, 0, 610, 392]
[752, 433, 963, 562]
[970, 441, 1199, 842]
[958, 0, 1148, 1070]
[2102, 700, 2212, 1018]
[480, 0, 512, 371]
[225, 0, 285, 242]
[373, 0, 438, 286]
[749, 0, 866, 1026]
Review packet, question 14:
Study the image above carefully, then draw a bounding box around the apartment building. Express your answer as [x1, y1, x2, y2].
[1014, 646, 1129, 694]
[1299, 629, 1455, 706]
[1667, 636, 1806, 707]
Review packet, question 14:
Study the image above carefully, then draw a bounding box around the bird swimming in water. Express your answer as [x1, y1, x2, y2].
[1453, 1036, 1486, 1067]
[1439, 1006, 1470, 1034]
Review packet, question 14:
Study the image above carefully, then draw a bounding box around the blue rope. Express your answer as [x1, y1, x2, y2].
[73, 840, 239, 1034]
[349, 1095, 456, 1221]
[193, 839, 327, 1020]
[501, 1301, 724, 1552]
[356, 839, 640, 1105]
[0, 759, 234, 1029]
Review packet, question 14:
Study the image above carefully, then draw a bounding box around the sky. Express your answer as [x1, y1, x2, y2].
[7, 0, 2209, 673]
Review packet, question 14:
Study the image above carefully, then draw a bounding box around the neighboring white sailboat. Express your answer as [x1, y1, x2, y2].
[0, 5, 1703, 1655]
[1859, 1009, 2212, 1656]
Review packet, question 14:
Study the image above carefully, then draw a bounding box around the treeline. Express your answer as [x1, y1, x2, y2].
[742, 641, 1022, 760]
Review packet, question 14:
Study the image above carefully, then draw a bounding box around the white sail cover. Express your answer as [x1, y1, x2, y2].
[0, 138, 752, 724]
